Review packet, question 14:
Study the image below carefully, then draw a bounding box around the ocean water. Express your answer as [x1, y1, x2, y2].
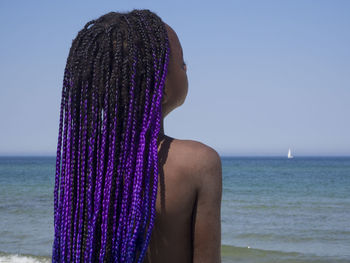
[0, 156, 349, 262]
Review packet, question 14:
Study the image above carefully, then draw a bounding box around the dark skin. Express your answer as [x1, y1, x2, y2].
[144, 23, 222, 263]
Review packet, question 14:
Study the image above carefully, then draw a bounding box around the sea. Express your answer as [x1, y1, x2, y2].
[0, 156, 349, 263]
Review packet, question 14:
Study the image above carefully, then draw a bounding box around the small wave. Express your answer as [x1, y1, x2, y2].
[0, 251, 50, 263]
[221, 244, 349, 263]
[234, 232, 316, 242]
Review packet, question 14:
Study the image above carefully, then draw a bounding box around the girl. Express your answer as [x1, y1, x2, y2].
[52, 9, 222, 263]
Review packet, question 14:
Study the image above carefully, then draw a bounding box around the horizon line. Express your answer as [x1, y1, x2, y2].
[0, 154, 350, 158]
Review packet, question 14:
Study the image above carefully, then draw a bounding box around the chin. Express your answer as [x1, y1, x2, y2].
[179, 97, 186, 107]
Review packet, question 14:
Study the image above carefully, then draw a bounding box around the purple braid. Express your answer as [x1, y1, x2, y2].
[66, 84, 80, 262]
[82, 29, 106, 263]
[74, 82, 89, 262]
[120, 25, 139, 261]
[83, 87, 98, 262]
[60, 82, 73, 262]
[137, 20, 170, 261]
[71, 83, 83, 262]
[98, 25, 116, 262]
[54, 72, 70, 263]
[74, 29, 105, 262]
[135, 13, 162, 257]
[88, 72, 109, 262]
[52, 68, 68, 262]
[85, 28, 112, 262]
[114, 20, 137, 260]
[126, 15, 165, 260]
[110, 31, 124, 261]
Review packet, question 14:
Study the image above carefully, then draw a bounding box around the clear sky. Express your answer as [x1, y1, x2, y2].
[0, 0, 349, 156]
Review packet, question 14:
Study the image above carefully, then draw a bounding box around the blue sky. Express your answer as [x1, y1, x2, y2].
[0, 0, 349, 156]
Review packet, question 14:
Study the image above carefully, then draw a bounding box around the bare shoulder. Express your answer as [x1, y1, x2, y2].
[169, 138, 222, 185]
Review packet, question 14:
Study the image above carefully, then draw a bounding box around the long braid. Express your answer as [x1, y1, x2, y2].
[110, 30, 126, 262]
[52, 67, 67, 263]
[55, 71, 70, 262]
[61, 84, 73, 262]
[85, 27, 111, 262]
[52, 9, 170, 262]
[71, 80, 84, 262]
[104, 29, 123, 262]
[99, 25, 117, 261]
[127, 11, 163, 261]
[82, 28, 106, 262]
[120, 16, 141, 261]
[67, 82, 80, 263]
[133, 12, 157, 257]
[138, 26, 169, 263]
[114, 18, 136, 261]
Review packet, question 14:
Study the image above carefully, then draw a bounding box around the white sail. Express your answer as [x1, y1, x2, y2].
[288, 148, 293, 159]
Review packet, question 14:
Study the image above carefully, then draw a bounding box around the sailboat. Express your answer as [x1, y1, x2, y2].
[287, 148, 294, 159]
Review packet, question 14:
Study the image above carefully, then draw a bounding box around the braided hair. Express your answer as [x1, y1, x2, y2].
[52, 9, 170, 263]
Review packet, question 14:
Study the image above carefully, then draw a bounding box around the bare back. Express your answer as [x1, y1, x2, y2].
[144, 135, 222, 263]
